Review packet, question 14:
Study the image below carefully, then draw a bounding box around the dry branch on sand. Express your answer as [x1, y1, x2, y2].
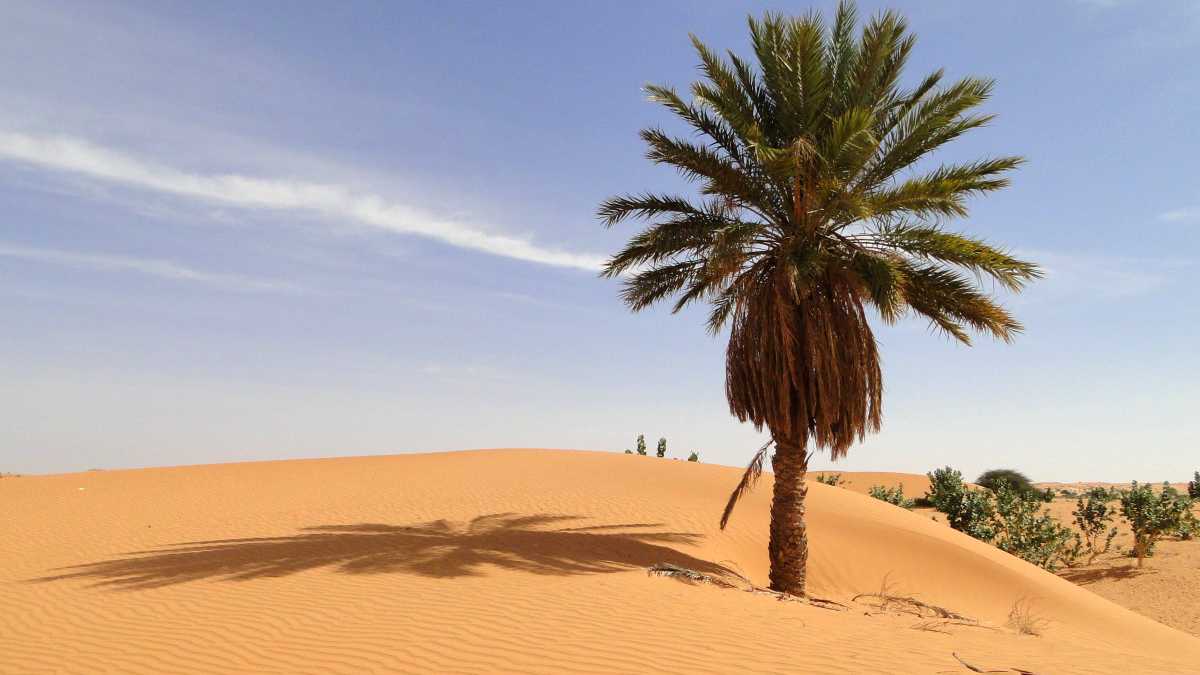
[646, 562, 849, 611]
[948, 652, 1040, 674]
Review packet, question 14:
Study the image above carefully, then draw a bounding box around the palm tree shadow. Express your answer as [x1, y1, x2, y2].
[33, 513, 723, 590]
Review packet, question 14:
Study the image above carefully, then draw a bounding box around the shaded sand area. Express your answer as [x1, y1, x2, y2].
[4, 450, 1199, 674]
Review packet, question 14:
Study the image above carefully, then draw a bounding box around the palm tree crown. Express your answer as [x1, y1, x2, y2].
[601, 4, 1039, 456]
[600, 3, 1040, 594]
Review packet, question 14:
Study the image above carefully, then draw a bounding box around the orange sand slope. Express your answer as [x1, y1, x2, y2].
[4, 450, 1198, 674]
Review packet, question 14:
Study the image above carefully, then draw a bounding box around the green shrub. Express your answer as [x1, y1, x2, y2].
[633, 434, 647, 456]
[1120, 482, 1192, 567]
[868, 484, 914, 509]
[656, 437, 667, 458]
[1085, 486, 1121, 502]
[977, 469, 1036, 497]
[1072, 493, 1118, 564]
[687, 451, 699, 462]
[1176, 509, 1199, 541]
[815, 473, 844, 487]
[1058, 489, 1077, 498]
[1189, 472, 1200, 500]
[925, 467, 996, 542]
[992, 482, 1076, 570]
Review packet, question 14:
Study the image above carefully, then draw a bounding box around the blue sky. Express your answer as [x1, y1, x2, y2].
[2, 0, 1197, 480]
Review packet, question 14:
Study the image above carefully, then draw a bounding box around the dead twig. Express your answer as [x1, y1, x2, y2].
[952, 652, 1008, 673]
[647, 562, 847, 610]
[911, 619, 996, 635]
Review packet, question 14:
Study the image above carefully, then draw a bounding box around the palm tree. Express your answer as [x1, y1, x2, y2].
[599, 2, 1040, 596]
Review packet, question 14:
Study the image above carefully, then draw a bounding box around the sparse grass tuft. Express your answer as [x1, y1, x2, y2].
[1007, 598, 1049, 636]
[815, 473, 844, 487]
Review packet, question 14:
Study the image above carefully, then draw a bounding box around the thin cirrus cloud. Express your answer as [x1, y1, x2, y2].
[0, 131, 608, 272]
[1160, 207, 1200, 223]
[0, 242, 300, 293]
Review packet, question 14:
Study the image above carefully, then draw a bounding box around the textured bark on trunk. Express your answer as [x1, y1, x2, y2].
[768, 441, 809, 595]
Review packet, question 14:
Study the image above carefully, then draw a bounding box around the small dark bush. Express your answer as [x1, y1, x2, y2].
[687, 451, 699, 462]
[977, 469, 1036, 497]
[656, 437, 667, 458]
[868, 484, 914, 509]
[633, 434, 647, 456]
[816, 473, 844, 487]
[1189, 471, 1200, 500]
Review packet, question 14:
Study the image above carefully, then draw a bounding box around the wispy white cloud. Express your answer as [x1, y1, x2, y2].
[1160, 206, 1200, 223]
[0, 131, 607, 272]
[0, 242, 300, 293]
[1023, 249, 1191, 300]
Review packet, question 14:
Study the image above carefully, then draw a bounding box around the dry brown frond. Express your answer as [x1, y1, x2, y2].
[853, 573, 973, 621]
[718, 439, 772, 529]
[725, 272, 882, 459]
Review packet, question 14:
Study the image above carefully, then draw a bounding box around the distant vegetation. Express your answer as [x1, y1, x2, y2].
[1189, 471, 1200, 500]
[625, 434, 648, 456]
[815, 473, 844, 487]
[623, 435, 699, 462]
[868, 484, 914, 509]
[922, 468, 1198, 570]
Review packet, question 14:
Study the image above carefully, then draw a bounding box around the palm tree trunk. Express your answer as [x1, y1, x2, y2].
[768, 439, 809, 595]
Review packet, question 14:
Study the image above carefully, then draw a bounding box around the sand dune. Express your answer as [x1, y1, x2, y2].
[3, 449, 1198, 674]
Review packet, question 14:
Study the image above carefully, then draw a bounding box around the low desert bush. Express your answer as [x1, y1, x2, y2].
[868, 484, 915, 509]
[656, 437, 667, 458]
[1071, 493, 1118, 564]
[926, 467, 997, 542]
[992, 482, 1077, 570]
[1120, 482, 1192, 567]
[1085, 486, 1122, 502]
[1176, 509, 1199, 541]
[927, 466, 1076, 570]
[815, 473, 844, 487]
[687, 451, 699, 462]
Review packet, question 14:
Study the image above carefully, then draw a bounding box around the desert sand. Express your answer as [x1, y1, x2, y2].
[3, 449, 1199, 674]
